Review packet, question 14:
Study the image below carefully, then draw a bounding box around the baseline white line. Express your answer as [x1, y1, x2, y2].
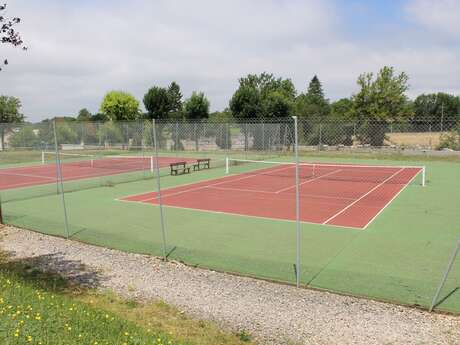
[322, 168, 405, 225]
[0, 171, 56, 180]
[274, 169, 343, 194]
[362, 168, 423, 229]
[137, 164, 297, 202]
[115, 198, 364, 230]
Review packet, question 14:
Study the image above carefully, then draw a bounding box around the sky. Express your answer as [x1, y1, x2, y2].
[1, 0, 459, 122]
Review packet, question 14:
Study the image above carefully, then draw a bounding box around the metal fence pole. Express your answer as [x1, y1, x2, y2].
[152, 119, 168, 260]
[430, 238, 460, 312]
[53, 120, 70, 239]
[292, 116, 301, 287]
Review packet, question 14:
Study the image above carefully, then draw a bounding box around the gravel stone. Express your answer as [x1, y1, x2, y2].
[1, 226, 459, 345]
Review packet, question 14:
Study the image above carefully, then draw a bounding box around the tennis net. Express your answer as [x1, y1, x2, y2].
[42, 151, 154, 172]
[226, 158, 426, 186]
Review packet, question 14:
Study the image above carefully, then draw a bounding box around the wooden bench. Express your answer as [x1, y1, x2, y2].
[193, 158, 211, 171]
[170, 161, 191, 175]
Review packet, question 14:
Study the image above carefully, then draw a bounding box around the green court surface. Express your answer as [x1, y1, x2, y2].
[2, 153, 460, 313]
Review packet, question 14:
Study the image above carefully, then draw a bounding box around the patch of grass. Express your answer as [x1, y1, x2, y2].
[78, 292, 257, 345]
[236, 330, 252, 342]
[0, 251, 257, 345]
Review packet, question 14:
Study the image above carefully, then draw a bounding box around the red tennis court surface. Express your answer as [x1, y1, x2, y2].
[0, 156, 196, 191]
[120, 163, 423, 229]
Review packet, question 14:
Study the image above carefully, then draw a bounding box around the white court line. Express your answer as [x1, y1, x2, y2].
[137, 164, 297, 202]
[362, 168, 423, 229]
[322, 168, 404, 225]
[207, 185, 356, 201]
[274, 169, 343, 194]
[115, 198, 364, 230]
[0, 166, 148, 191]
[0, 171, 56, 180]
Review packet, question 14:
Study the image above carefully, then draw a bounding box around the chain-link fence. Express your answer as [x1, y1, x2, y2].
[1, 117, 459, 154]
[0, 117, 459, 313]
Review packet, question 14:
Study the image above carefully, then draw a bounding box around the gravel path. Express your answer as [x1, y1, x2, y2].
[1, 226, 459, 345]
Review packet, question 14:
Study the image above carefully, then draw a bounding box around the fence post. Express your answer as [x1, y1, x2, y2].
[53, 120, 70, 239]
[292, 116, 301, 288]
[152, 119, 168, 261]
[430, 238, 460, 312]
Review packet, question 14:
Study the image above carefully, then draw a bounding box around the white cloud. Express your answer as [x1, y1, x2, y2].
[1, 0, 460, 122]
[406, 0, 460, 37]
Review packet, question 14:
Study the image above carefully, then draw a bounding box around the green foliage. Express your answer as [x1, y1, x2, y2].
[412, 93, 460, 131]
[296, 75, 330, 118]
[143, 82, 184, 122]
[0, 95, 24, 149]
[229, 73, 295, 149]
[351, 66, 413, 146]
[236, 330, 252, 342]
[9, 126, 40, 148]
[209, 110, 232, 149]
[34, 120, 79, 145]
[97, 122, 124, 145]
[438, 125, 460, 150]
[100, 91, 140, 121]
[168, 82, 183, 118]
[0, 95, 23, 123]
[143, 86, 171, 120]
[77, 108, 92, 122]
[184, 92, 210, 120]
[330, 98, 354, 118]
[229, 72, 296, 120]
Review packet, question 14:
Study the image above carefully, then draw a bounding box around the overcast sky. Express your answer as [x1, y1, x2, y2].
[1, 0, 459, 122]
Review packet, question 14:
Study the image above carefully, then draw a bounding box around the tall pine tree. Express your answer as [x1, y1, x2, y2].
[167, 81, 183, 119]
[297, 75, 330, 117]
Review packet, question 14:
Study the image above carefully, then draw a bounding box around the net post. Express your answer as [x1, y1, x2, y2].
[150, 156, 154, 173]
[292, 115, 301, 288]
[41, 151, 45, 164]
[430, 238, 460, 312]
[152, 119, 168, 261]
[422, 166, 426, 187]
[225, 156, 229, 174]
[53, 120, 70, 239]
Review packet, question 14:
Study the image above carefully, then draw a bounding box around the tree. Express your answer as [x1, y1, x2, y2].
[9, 125, 39, 148]
[350, 66, 413, 146]
[184, 92, 210, 120]
[229, 72, 296, 149]
[184, 92, 210, 150]
[143, 87, 170, 121]
[167, 81, 183, 119]
[412, 93, 460, 131]
[330, 98, 354, 118]
[0, 95, 24, 150]
[296, 75, 330, 117]
[209, 110, 232, 149]
[100, 91, 140, 121]
[230, 72, 295, 120]
[77, 108, 92, 121]
[1, 3, 27, 71]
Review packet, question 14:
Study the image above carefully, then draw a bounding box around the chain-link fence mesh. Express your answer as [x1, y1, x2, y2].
[0, 117, 459, 313]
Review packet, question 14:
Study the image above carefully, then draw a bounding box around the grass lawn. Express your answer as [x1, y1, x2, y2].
[0, 250, 257, 345]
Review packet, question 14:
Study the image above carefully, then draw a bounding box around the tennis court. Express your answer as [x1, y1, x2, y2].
[121, 159, 425, 229]
[0, 152, 197, 191]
